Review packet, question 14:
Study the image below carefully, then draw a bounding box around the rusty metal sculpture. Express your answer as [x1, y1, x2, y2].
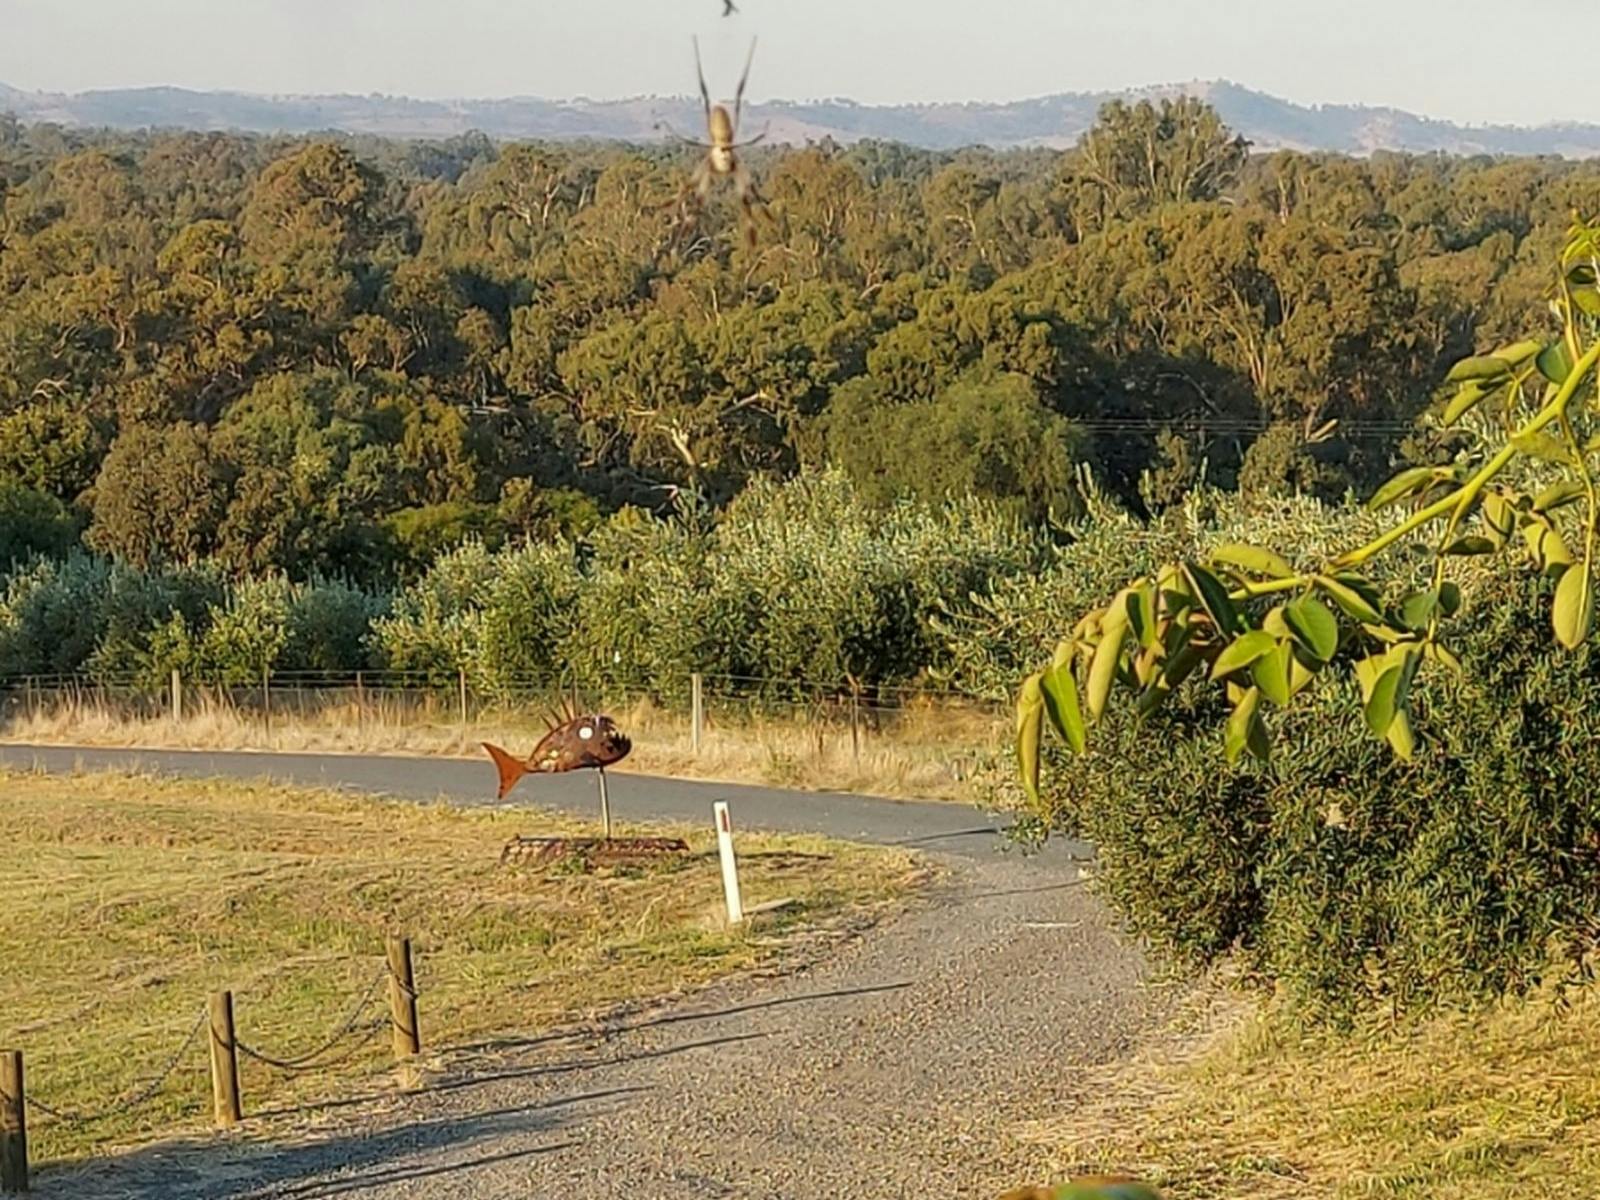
[482, 709, 632, 801]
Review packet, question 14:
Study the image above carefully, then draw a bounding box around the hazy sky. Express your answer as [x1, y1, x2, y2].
[1, 0, 1594, 127]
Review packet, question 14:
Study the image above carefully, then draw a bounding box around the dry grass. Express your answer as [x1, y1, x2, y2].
[0, 766, 921, 1165]
[1013, 968, 1600, 1198]
[1, 688, 1007, 801]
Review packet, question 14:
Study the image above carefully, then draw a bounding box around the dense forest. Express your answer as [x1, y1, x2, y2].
[2, 99, 1599, 584]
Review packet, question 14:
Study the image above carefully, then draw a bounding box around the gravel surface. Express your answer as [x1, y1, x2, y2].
[14, 744, 1167, 1197]
[39, 844, 1175, 1200]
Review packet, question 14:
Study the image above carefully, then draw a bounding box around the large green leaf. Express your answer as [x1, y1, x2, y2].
[1537, 340, 1575, 384]
[1511, 431, 1578, 467]
[1553, 559, 1594, 649]
[1445, 354, 1513, 383]
[1210, 629, 1277, 680]
[1442, 380, 1494, 426]
[1439, 580, 1463, 616]
[1285, 594, 1339, 662]
[1040, 649, 1087, 755]
[1397, 590, 1438, 632]
[1224, 686, 1261, 765]
[1533, 480, 1586, 513]
[1442, 535, 1498, 556]
[1522, 518, 1574, 573]
[1212, 543, 1295, 579]
[1086, 602, 1129, 721]
[1016, 673, 1044, 805]
[1363, 664, 1404, 737]
[1251, 641, 1293, 706]
[1126, 583, 1159, 649]
[1366, 466, 1439, 512]
[1316, 575, 1384, 626]
[1184, 563, 1240, 634]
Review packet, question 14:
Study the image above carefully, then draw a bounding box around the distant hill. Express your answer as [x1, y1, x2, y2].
[4, 77, 1600, 158]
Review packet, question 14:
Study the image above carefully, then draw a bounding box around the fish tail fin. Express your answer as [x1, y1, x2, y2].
[482, 742, 527, 800]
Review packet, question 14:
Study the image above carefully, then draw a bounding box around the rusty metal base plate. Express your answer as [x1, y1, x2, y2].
[500, 835, 690, 867]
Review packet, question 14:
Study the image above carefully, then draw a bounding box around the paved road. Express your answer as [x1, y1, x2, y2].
[0, 743, 1083, 860]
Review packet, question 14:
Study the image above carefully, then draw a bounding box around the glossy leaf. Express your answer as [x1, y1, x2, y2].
[1537, 340, 1575, 384]
[1533, 479, 1586, 513]
[1224, 686, 1261, 765]
[1442, 535, 1497, 556]
[1397, 590, 1438, 632]
[1039, 652, 1087, 755]
[1126, 583, 1159, 649]
[1439, 581, 1463, 616]
[1016, 673, 1044, 805]
[1210, 630, 1277, 680]
[1086, 602, 1130, 721]
[1211, 543, 1295, 579]
[1553, 559, 1594, 649]
[1511, 431, 1578, 467]
[1184, 563, 1240, 634]
[1445, 354, 1512, 383]
[1252, 641, 1293, 706]
[1367, 466, 1438, 511]
[1442, 380, 1494, 426]
[1285, 594, 1339, 662]
[1316, 575, 1384, 626]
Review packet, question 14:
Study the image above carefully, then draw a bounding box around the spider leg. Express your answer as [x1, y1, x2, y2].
[733, 123, 770, 149]
[734, 36, 757, 127]
[655, 119, 710, 149]
[693, 36, 712, 127]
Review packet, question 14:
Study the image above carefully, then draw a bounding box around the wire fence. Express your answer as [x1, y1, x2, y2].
[1, 942, 427, 1195]
[0, 668, 1011, 745]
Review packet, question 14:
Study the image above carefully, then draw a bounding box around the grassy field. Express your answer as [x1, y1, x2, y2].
[1014, 969, 1600, 1198]
[1, 689, 1008, 802]
[0, 767, 920, 1165]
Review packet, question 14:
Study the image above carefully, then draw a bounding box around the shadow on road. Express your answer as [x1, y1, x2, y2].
[40, 1085, 641, 1200]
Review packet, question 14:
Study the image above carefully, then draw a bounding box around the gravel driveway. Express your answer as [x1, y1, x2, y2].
[41, 840, 1173, 1200]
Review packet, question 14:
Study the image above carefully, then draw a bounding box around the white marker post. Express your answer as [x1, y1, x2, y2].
[713, 801, 744, 925]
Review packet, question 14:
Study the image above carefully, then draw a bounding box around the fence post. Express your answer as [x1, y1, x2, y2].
[170, 668, 182, 723]
[457, 667, 468, 730]
[691, 672, 704, 756]
[355, 670, 366, 729]
[850, 683, 862, 769]
[0, 1050, 26, 1195]
[386, 936, 421, 1060]
[713, 801, 744, 925]
[208, 991, 242, 1129]
[21, 678, 33, 723]
[260, 668, 271, 738]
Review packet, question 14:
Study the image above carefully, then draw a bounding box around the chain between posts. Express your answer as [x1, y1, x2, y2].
[27, 1006, 208, 1126]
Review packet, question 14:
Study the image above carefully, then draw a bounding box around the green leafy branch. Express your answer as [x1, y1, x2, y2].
[1017, 218, 1600, 802]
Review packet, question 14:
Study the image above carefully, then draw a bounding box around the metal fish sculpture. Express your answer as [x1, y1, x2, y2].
[482, 712, 632, 801]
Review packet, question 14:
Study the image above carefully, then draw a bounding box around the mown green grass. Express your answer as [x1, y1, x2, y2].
[0, 767, 918, 1163]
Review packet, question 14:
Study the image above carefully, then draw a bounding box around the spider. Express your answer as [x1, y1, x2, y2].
[664, 36, 775, 246]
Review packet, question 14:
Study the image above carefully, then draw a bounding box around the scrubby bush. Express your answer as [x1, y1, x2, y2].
[1026, 553, 1600, 1017]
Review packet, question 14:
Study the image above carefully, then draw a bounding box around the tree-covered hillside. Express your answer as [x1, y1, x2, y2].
[2, 99, 1598, 581]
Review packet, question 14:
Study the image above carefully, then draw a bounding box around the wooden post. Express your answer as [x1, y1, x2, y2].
[691, 672, 704, 756]
[208, 991, 241, 1129]
[386, 937, 421, 1060]
[355, 670, 366, 730]
[21, 678, 33, 722]
[261, 668, 271, 738]
[597, 768, 612, 840]
[713, 802, 744, 925]
[170, 668, 182, 723]
[849, 684, 862, 769]
[0, 1050, 26, 1194]
[458, 667, 469, 730]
